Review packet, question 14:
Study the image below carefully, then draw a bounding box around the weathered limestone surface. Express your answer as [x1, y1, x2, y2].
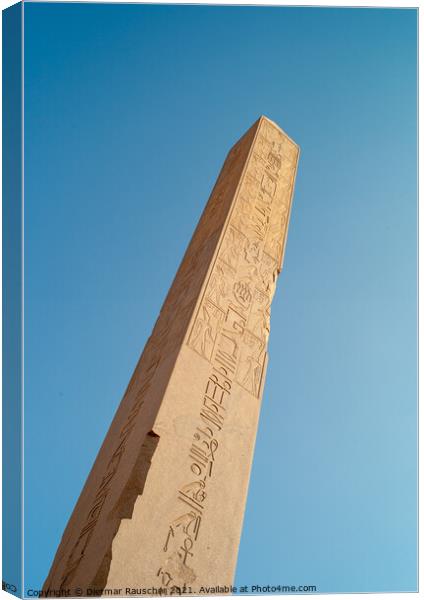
[43, 116, 299, 597]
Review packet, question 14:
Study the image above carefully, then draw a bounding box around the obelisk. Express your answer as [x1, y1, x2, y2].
[43, 116, 299, 596]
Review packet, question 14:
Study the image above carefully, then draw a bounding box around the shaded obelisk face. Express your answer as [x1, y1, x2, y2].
[44, 116, 299, 597]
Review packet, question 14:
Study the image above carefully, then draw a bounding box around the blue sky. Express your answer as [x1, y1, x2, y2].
[23, 3, 417, 594]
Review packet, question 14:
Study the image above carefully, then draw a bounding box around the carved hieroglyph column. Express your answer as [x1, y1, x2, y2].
[44, 116, 299, 596]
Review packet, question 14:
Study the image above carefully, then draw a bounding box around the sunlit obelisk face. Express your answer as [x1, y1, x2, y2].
[44, 116, 299, 597]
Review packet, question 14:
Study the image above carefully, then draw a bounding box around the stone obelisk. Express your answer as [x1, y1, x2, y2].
[44, 116, 299, 596]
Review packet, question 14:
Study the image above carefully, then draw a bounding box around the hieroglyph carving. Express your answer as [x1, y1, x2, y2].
[158, 119, 299, 591]
[188, 119, 298, 397]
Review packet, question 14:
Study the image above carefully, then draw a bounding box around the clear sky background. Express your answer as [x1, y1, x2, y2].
[23, 2, 417, 595]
